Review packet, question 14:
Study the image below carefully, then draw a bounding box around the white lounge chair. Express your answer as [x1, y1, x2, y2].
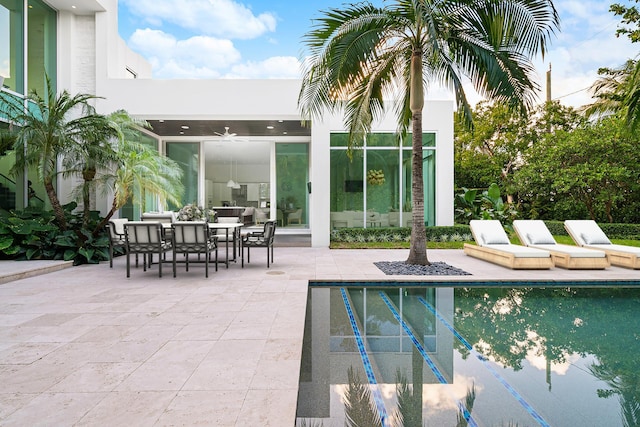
[564, 220, 640, 269]
[464, 220, 553, 269]
[513, 220, 609, 269]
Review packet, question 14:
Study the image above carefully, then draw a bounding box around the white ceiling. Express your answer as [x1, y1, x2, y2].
[44, 0, 105, 14]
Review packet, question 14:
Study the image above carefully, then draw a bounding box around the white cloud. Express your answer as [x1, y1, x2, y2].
[128, 29, 242, 79]
[120, 0, 276, 40]
[226, 56, 302, 79]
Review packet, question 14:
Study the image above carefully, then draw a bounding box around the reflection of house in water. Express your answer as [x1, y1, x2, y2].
[297, 287, 454, 423]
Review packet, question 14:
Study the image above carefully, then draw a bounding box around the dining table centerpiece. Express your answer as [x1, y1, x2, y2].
[177, 203, 207, 221]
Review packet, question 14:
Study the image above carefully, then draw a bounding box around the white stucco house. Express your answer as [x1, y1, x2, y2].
[0, 0, 453, 247]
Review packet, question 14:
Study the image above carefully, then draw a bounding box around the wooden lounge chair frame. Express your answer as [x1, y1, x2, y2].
[564, 220, 640, 269]
[513, 220, 609, 270]
[464, 220, 553, 270]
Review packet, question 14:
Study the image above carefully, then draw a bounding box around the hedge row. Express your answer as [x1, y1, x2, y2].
[331, 221, 640, 242]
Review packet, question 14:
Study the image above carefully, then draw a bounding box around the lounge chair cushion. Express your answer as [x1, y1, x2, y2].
[581, 230, 611, 245]
[475, 220, 511, 245]
[482, 231, 509, 245]
[522, 221, 556, 244]
[484, 244, 551, 258]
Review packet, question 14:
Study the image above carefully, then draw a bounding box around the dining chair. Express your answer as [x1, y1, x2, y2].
[124, 221, 172, 278]
[106, 218, 128, 268]
[171, 221, 218, 277]
[287, 208, 302, 226]
[241, 220, 276, 268]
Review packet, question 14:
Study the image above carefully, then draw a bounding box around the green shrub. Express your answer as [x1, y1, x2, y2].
[0, 204, 110, 265]
[331, 225, 472, 243]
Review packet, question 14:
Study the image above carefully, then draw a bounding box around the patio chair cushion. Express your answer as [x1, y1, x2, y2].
[521, 221, 556, 245]
[581, 230, 612, 245]
[479, 225, 510, 245]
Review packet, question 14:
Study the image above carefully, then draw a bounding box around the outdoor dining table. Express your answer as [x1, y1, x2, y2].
[208, 222, 243, 268]
[162, 222, 243, 269]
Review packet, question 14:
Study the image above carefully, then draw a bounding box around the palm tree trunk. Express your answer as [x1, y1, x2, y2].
[44, 177, 67, 230]
[406, 51, 429, 265]
[93, 193, 119, 236]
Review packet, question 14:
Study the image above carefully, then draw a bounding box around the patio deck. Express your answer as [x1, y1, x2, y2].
[0, 248, 638, 426]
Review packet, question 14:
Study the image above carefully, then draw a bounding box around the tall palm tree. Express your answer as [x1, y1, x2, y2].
[0, 76, 110, 230]
[299, 0, 559, 264]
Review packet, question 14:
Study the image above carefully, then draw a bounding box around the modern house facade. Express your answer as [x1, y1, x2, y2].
[0, 0, 454, 248]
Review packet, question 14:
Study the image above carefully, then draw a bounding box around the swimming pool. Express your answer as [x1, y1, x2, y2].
[296, 283, 640, 427]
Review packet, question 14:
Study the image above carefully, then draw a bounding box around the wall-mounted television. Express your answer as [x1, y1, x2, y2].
[344, 180, 363, 193]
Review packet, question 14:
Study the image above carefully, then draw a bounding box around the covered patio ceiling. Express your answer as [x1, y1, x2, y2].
[146, 119, 311, 138]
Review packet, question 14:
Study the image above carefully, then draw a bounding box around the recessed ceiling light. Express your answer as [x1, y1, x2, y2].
[283, 131, 288, 135]
[71, 5, 76, 8]
[179, 131, 184, 135]
[181, 125, 189, 129]
[158, 119, 164, 123]
[266, 125, 274, 130]
[278, 120, 284, 123]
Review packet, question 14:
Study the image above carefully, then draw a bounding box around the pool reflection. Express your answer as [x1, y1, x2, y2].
[296, 286, 640, 427]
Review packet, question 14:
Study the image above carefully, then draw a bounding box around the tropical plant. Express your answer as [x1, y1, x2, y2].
[94, 126, 184, 232]
[0, 203, 109, 264]
[0, 75, 113, 230]
[455, 184, 518, 225]
[583, 0, 640, 130]
[298, 0, 559, 265]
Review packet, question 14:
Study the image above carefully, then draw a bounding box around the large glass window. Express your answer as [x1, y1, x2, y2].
[166, 142, 199, 209]
[366, 149, 399, 227]
[330, 132, 436, 229]
[27, 0, 56, 95]
[276, 143, 309, 228]
[0, 0, 24, 93]
[330, 149, 364, 228]
[0, 121, 17, 212]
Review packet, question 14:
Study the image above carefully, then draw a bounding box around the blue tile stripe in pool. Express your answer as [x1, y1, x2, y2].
[378, 291, 479, 427]
[340, 288, 390, 427]
[418, 296, 551, 427]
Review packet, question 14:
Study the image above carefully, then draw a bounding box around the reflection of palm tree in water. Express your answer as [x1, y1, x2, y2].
[341, 364, 477, 427]
[590, 364, 640, 427]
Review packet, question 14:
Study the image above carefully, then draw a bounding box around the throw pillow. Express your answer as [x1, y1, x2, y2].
[581, 231, 611, 245]
[481, 230, 510, 245]
[527, 232, 555, 245]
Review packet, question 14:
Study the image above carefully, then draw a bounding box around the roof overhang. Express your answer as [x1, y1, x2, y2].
[43, 0, 106, 14]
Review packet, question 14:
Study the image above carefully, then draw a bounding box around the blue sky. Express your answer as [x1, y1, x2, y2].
[117, 0, 638, 107]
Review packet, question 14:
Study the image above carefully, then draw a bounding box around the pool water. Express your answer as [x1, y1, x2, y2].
[296, 285, 640, 427]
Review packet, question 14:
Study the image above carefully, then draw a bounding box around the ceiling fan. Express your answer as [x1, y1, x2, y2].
[214, 127, 247, 141]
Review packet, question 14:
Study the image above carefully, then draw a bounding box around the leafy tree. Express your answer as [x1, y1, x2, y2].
[611, 0, 640, 42]
[455, 101, 530, 197]
[515, 116, 640, 222]
[298, 0, 559, 265]
[455, 100, 583, 214]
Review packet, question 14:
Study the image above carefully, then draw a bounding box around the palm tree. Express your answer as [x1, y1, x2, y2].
[298, 0, 559, 264]
[583, 60, 636, 119]
[0, 75, 111, 230]
[61, 112, 120, 229]
[94, 119, 184, 234]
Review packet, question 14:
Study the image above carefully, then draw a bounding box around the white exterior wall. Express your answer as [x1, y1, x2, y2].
[47, 1, 454, 247]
